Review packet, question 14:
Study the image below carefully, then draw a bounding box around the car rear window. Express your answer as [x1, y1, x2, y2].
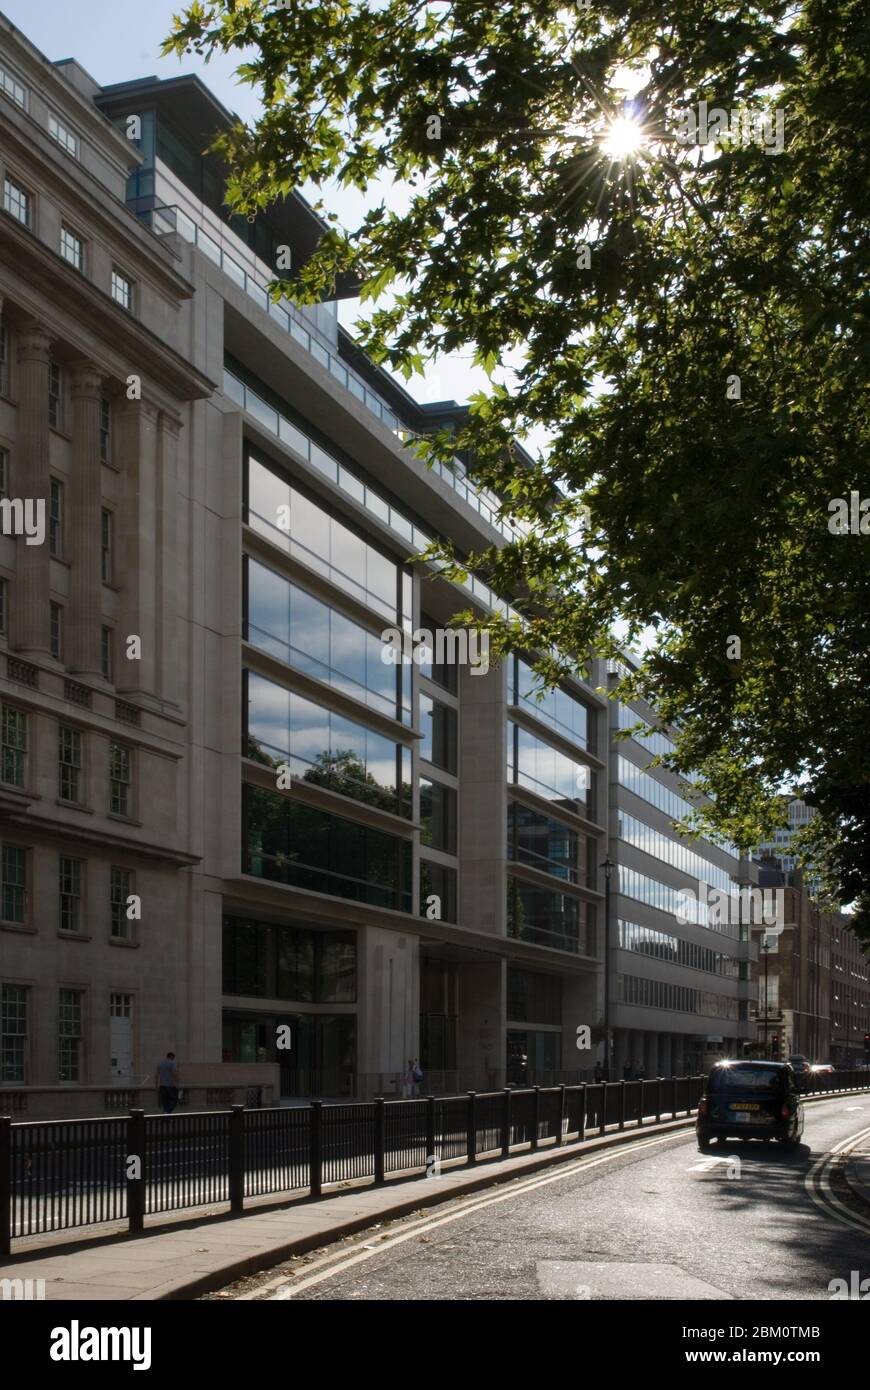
[709, 1065, 786, 1093]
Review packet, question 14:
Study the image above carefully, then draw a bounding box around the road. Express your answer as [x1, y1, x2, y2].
[230, 1094, 870, 1301]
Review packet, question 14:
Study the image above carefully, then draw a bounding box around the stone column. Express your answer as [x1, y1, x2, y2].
[11, 322, 52, 657]
[67, 362, 104, 677]
[113, 395, 159, 703]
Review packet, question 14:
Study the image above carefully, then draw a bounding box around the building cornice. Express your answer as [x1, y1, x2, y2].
[0, 218, 215, 403]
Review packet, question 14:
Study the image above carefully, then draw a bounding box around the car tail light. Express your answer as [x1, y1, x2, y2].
[781, 1103, 791, 1119]
[698, 1097, 708, 1118]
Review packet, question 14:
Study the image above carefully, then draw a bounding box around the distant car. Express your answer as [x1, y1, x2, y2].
[697, 1061, 804, 1150]
[788, 1055, 812, 1091]
[810, 1063, 834, 1073]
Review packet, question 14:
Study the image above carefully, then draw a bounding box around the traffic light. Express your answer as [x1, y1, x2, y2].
[864, 1033, 870, 1056]
[771, 1033, 781, 1060]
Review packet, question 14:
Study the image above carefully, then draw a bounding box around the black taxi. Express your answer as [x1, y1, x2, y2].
[696, 1060, 804, 1150]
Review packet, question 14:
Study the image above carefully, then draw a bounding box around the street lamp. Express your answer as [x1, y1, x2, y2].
[602, 857, 615, 1081]
[761, 934, 772, 1059]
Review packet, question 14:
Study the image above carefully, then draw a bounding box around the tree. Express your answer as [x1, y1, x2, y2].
[166, 1, 870, 939]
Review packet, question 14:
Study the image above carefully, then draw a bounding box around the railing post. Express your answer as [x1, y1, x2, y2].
[557, 1085, 567, 1145]
[467, 1092, 477, 1165]
[229, 1104, 245, 1214]
[618, 1080, 626, 1132]
[599, 1083, 607, 1136]
[637, 1080, 644, 1128]
[374, 1097, 385, 1185]
[579, 1084, 587, 1143]
[426, 1094, 436, 1170]
[532, 1087, 541, 1150]
[310, 1101, 323, 1198]
[655, 1076, 662, 1123]
[0, 1115, 11, 1258]
[126, 1108, 145, 1235]
[501, 1088, 512, 1157]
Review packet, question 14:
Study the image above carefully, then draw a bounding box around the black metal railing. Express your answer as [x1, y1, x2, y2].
[2, 1071, 868, 1253]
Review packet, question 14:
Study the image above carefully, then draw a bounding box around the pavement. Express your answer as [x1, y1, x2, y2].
[2, 1092, 868, 1302]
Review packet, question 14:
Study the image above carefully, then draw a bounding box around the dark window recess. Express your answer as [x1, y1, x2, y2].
[222, 916, 356, 1003]
[419, 860, 457, 923]
[242, 783, 412, 913]
[419, 694, 456, 773]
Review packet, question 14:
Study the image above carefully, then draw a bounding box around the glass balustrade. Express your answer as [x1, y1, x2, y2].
[147, 202, 528, 545]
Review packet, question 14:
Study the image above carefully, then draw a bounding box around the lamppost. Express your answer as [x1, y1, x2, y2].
[602, 857, 615, 1081]
[761, 934, 772, 1059]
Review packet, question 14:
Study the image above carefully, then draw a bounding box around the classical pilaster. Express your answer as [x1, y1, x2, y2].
[67, 362, 104, 677]
[113, 394, 160, 703]
[11, 322, 52, 657]
[156, 411, 181, 707]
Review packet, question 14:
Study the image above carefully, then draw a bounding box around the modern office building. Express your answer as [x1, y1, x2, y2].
[0, 16, 609, 1113]
[608, 661, 758, 1076]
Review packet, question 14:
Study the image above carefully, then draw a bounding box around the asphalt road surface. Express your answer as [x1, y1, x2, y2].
[233, 1094, 870, 1301]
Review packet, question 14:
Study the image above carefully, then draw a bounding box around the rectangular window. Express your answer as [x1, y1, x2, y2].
[0, 577, 7, 636]
[1, 983, 28, 1083]
[0, 446, 7, 497]
[109, 742, 131, 816]
[245, 669, 412, 818]
[48, 367, 63, 431]
[0, 326, 8, 396]
[101, 626, 113, 680]
[243, 784, 412, 913]
[418, 612, 459, 693]
[101, 509, 113, 582]
[507, 877, 592, 956]
[419, 777, 457, 853]
[245, 556, 412, 725]
[419, 694, 457, 773]
[58, 724, 82, 803]
[1, 845, 27, 922]
[100, 399, 110, 462]
[507, 801, 581, 884]
[110, 866, 131, 939]
[246, 452, 410, 623]
[49, 477, 63, 552]
[0, 63, 28, 109]
[60, 226, 83, 271]
[3, 177, 30, 226]
[49, 602, 62, 660]
[419, 859, 457, 923]
[508, 721, 594, 818]
[1, 704, 27, 786]
[58, 989, 82, 1082]
[512, 656, 592, 753]
[48, 113, 79, 157]
[59, 855, 82, 932]
[111, 269, 132, 311]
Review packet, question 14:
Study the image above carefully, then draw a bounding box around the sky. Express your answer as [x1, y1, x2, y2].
[2, 0, 487, 406]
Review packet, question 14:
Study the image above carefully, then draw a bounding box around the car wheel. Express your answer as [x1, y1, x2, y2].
[780, 1136, 798, 1151]
[697, 1133, 712, 1151]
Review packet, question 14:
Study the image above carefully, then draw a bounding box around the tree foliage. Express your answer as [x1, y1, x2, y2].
[166, 1, 870, 940]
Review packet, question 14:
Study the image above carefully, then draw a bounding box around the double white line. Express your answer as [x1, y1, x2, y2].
[249, 1131, 690, 1300]
[804, 1125, 870, 1238]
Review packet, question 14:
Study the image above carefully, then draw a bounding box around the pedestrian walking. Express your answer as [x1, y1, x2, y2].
[622, 1062, 632, 1081]
[411, 1058, 424, 1097]
[402, 1058, 415, 1098]
[593, 1061, 603, 1083]
[156, 1051, 180, 1114]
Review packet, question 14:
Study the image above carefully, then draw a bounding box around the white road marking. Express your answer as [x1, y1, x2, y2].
[259, 1131, 692, 1300]
[804, 1125, 870, 1239]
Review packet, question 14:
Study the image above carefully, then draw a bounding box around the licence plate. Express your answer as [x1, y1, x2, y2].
[730, 1103, 760, 1111]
